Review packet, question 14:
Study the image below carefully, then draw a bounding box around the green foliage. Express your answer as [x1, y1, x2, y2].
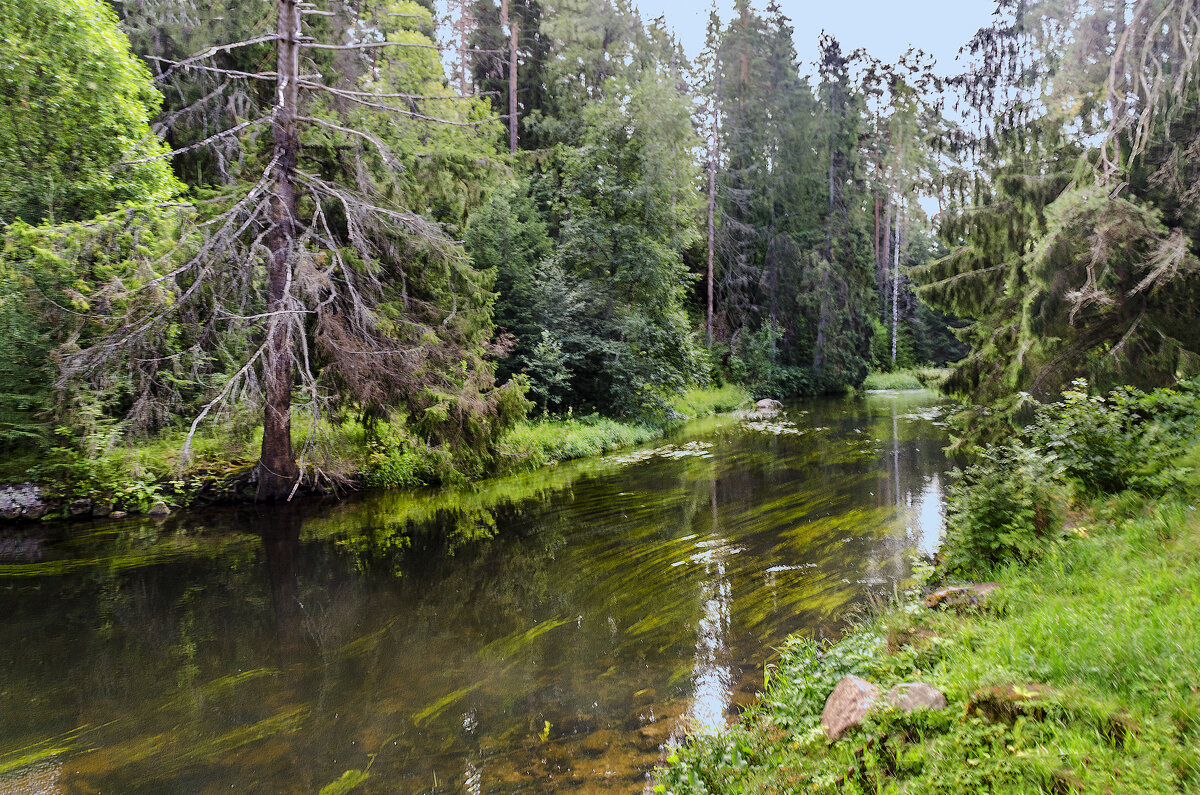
[917, 2, 1200, 441]
[0, 0, 179, 223]
[727, 324, 810, 399]
[1032, 379, 1200, 495]
[547, 67, 707, 418]
[863, 370, 924, 390]
[524, 331, 572, 411]
[464, 180, 554, 378]
[941, 444, 1065, 575]
[0, 207, 194, 450]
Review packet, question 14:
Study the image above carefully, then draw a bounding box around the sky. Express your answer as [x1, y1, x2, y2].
[633, 0, 999, 74]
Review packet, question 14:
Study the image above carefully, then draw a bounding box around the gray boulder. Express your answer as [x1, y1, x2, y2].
[924, 583, 999, 610]
[821, 674, 879, 740]
[885, 682, 948, 713]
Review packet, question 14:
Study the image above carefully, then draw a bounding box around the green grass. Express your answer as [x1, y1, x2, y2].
[863, 370, 925, 390]
[493, 414, 663, 472]
[657, 457, 1200, 794]
[493, 385, 751, 474]
[864, 368, 950, 391]
[671, 384, 753, 419]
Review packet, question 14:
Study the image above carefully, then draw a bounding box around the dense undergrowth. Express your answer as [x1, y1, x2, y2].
[0, 385, 750, 516]
[657, 378, 1200, 793]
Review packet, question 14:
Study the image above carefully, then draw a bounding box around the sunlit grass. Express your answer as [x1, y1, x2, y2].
[493, 385, 750, 474]
[863, 368, 950, 391]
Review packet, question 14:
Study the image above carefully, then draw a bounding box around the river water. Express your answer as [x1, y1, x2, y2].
[0, 391, 954, 794]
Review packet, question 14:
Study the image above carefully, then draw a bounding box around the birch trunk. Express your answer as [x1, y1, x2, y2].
[503, 0, 518, 153]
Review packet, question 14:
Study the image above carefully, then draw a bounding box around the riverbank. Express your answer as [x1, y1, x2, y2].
[862, 367, 950, 391]
[657, 379, 1200, 793]
[0, 384, 750, 521]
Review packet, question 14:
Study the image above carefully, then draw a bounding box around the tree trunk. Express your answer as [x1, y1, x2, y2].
[258, 0, 301, 502]
[504, 0, 518, 153]
[881, 198, 892, 323]
[891, 199, 903, 366]
[706, 136, 716, 348]
[873, 195, 881, 290]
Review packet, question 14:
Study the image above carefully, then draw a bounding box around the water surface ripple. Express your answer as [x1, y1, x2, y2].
[0, 391, 955, 793]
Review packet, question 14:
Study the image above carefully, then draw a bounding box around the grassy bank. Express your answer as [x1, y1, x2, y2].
[1, 384, 750, 517]
[490, 384, 750, 474]
[863, 367, 951, 391]
[658, 379, 1200, 794]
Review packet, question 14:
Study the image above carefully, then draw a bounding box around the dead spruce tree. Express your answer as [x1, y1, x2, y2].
[67, 0, 517, 500]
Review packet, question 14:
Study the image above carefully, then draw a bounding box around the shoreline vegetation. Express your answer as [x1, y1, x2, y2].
[862, 368, 950, 392]
[0, 384, 751, 521]
[656, 379, 1200, 793]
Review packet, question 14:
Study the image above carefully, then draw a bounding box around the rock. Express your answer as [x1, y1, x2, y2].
[147, 502, 171, 517]
[886, 625, 940, 653]
[69, 498, 93, 516]
[755, 398, 784, 411]
[23, 504, 50, 520]
[821, 675, 879, 740]
[9, 484, 43, 510]
[109, 511, 128, 519]
[885, 682, 948, 713]
[924, 583, 999, 611]
[0, 483, 50, 521]
[91, 499, 113, 518]
[968, 683, 1055, 724]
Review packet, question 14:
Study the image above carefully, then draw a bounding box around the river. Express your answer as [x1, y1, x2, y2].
[0, 390, 954, 794]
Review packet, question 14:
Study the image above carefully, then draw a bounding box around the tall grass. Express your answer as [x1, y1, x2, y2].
[863, 367, 950, 391]
[493, 385, 751, 474]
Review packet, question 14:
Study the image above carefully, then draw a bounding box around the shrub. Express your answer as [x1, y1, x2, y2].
[1031, 379, 1200, 494]
[728, 324, 812, 399]
[941, 444, 1065, 575]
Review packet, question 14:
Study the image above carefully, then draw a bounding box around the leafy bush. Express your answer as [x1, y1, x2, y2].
[941, 444, 1065, 575]
[1031, 379, 1200, 494]
[728, 324, 811, 399]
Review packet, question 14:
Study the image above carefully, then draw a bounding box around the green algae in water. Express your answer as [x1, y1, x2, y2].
[0, 391, 957, 793]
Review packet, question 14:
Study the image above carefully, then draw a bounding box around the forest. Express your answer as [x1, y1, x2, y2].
[5, 1, 1200, 792]
[1, 0, 1196, 504]
[0, 0, 973, 505]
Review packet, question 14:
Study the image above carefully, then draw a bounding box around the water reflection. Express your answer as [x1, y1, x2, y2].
[0, 391, 957, 794]
[686, 483, 734, 735]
